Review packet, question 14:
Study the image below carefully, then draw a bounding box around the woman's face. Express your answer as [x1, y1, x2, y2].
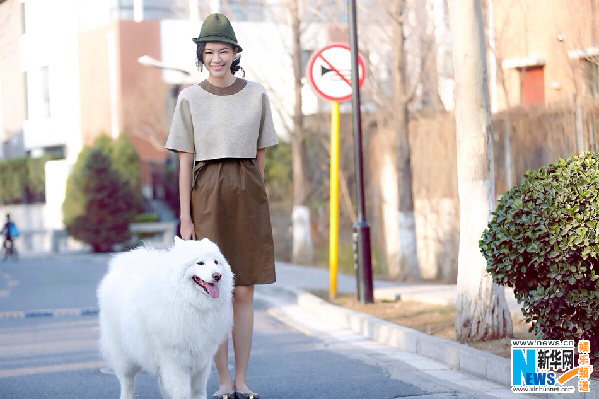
[203, 42, 237, 79]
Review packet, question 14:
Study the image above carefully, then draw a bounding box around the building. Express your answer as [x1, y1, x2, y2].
[491, 0, 599, 110]
[0, 0, 341, 248]
[0, 0, 27, 160]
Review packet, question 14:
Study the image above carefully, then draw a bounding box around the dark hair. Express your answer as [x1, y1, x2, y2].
[195, 42, 244, 77]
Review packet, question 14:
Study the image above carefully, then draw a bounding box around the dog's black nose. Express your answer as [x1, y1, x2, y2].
[212, 272, 222, 282]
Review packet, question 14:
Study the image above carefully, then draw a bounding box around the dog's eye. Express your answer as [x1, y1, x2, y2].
[197, 261, 204, 266]
[214, 260, 218, 264]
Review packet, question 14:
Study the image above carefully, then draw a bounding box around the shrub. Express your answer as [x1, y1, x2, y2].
[0, 157, 46, 204]
[480, 152, 599, 361]
[63, 143, 139, 253]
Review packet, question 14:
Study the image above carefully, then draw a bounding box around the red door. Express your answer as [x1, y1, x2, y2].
[521, 66, 545, 106]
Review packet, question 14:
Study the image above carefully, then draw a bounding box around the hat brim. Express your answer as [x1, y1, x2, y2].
[192, 36, 242, 52]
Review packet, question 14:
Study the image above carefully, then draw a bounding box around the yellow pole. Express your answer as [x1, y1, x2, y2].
[329, 101, 340, 299]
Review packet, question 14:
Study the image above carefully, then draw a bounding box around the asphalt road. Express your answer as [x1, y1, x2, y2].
[0, 254, 428, 399]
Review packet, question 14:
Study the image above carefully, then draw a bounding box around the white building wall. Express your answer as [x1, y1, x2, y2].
[78, 0, 112, 31]
[0, 0, 26, 159]
[14, 0, 83, 251]
[44, 160, 71, 230]
[21, 0, 82, 163]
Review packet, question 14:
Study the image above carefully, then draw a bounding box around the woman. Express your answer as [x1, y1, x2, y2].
[165, 13, 278, 399]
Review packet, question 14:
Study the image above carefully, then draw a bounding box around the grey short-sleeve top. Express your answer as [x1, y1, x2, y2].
[165, 78, 279, 161]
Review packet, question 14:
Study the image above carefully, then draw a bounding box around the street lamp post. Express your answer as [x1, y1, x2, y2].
[347, 0, 373, 304]
[137, 55, 192, 77]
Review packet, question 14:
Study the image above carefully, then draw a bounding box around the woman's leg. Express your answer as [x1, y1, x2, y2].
[231, 285, 255, 394]
[213, 337, 233, 395]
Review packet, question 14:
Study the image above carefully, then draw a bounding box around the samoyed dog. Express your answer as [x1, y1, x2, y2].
[97, 237, 234, 399]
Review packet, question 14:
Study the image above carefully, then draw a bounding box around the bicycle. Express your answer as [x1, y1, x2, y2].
[2, 239, 18, 262]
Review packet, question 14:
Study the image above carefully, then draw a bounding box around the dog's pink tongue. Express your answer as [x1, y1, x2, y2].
[206, 283, 219, 299]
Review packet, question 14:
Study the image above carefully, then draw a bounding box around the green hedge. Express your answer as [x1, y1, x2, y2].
[0, 157, 46, 204]
[480, 152, 599, 362]
[133, 212, 159, 223]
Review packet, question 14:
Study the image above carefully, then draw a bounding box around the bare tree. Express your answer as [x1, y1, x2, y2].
[122, 74, 169, 152]
[389, 0, 419, 280]
[450, 0, 512, 341]
[346, 0, 450, 280]
[235, 0, 316, 263]
[288, 0, 314, 263]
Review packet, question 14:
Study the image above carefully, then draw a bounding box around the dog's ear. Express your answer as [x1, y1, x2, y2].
[174, 236, 183, 245]
[199, 238, 221, 253]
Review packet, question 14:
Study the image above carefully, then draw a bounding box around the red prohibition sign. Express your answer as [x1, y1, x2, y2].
[306, 43, 366, 103]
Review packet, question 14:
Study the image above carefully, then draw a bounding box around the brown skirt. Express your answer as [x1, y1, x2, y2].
[191, 158, 276, 285]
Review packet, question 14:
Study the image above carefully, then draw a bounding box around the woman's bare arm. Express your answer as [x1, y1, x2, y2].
[256, 148, 266, 177]
[178, 151, 196, 240]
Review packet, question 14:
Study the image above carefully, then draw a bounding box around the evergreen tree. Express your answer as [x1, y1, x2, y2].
[63, 146, 137, 252]
[112, 134, 144, 213]
[92, 134, 144, 213]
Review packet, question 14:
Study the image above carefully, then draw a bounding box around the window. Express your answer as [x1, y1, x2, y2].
[112, 0, 186, 20]
[300, 49, 313, 78]
[23, 71, 29, 120]
[222, 0, 267, 21]
[43, 145, 66, 160]
[567, 49, 599, 97]
[41, 66, 50, 117]
[585, 60, 599, 97]
[20, 1, 26, 34]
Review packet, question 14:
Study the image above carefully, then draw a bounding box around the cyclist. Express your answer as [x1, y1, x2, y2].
[1, 213, 18, 261]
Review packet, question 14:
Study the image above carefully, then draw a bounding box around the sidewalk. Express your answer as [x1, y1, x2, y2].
[273, 261, 520, 311]
[260, 262, 598, 399]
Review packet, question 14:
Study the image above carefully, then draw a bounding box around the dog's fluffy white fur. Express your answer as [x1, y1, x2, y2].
[98, 237, 234, 399]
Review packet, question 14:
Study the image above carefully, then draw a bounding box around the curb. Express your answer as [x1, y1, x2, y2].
[258, 284, 599, 399]
[0, 308, 99, 319]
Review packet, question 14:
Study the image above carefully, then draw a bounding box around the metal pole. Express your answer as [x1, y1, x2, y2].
[189, 0, 200, 21]
[347, 0, 373, 304]
[133, 0, 144, 22]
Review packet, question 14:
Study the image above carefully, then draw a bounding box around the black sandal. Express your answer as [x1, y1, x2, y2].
[235, 392, 259, 399]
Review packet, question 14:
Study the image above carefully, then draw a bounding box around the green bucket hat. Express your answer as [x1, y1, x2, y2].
[192, 13, 242, 52]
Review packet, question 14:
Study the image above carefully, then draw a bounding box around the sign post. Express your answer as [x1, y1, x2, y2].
[306, 43, 366, 300]
[347, 0, 373, 304]
[329, 101, 340, 299]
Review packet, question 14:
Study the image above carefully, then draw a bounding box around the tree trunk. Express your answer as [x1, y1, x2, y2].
[450, 0, 512, 341]
[371, 126, 400, 275]
[290, 0, 313, 264]
[391, 0, 419, 280]
[418, 5, 445, 112]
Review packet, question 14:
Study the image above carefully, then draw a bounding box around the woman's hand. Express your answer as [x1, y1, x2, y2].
[179, 218, 196, 240]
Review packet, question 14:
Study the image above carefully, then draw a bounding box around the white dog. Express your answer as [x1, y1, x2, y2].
[97, 237, 234, 399]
